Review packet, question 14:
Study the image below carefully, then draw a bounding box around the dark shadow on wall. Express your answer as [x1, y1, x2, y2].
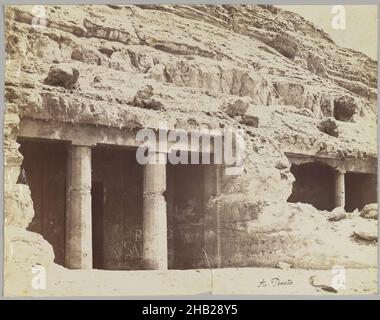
[167, 160, 206, 270]
[166, 152, 219, 270]
[287, 162, 335, 211]
[18, 138, 69, 267]
[92, 145, 144, 270]
[345, 172, 377, 212]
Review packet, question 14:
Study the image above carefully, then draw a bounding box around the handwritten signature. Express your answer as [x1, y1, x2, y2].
[257, 277, 294, 288]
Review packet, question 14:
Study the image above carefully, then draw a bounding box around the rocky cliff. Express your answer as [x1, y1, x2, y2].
[3, 4, 377, 296]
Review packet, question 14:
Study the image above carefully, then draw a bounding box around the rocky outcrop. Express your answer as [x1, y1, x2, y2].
[210, 200, 377, 269]
[44, 64, 79, 89]
[267, 34, 298, 60]
[222, 98, 249, 117]
[318, 117, 339, 138]
[360, 204, 378, 220]
[333, 96, 361, 122]
[132, 84, 164, 110]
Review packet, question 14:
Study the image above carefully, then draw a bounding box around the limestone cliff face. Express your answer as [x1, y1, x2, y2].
[3, 5, 377, 295]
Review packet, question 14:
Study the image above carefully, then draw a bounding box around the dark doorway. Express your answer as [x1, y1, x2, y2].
[92, 145, 143, 270]
[167, 163, 204, 269]
[92, 181, 104, 269]
[287, 162, 335, 211]
[166, 154, 218, 270]
[18, 138, 69, 266]
[345, 172, 377, 212]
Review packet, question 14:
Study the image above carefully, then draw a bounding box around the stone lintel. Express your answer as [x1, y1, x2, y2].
[285, 152, 377, 175]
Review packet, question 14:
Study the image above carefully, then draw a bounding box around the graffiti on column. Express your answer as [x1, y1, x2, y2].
[109, 224, 143, 267]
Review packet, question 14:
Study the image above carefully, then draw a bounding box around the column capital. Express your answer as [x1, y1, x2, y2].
[334, 167, 346, 174]
[70, 141, 94, 147]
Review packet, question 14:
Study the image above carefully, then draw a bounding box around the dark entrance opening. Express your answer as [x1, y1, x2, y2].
[167, 154, 218, 270]
[345, 172, 377, 212]
[91, 181, 104, 269]
[91, 145, 143, 270]
[18, 138, 69, 266]
[18, 139, 218, 270]
[287, 162, 335, 211]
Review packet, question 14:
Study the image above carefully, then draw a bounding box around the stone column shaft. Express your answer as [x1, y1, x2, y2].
[143, 156, 167, 270]
[65, 145, 92, 269]
[335, 169, 345, 208]
[203, 164, 222, 268]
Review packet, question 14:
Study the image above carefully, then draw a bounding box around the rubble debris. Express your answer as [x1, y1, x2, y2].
[240, 114, 259, 128]
[132, 85, 164, 110]
[318, 117, 339, 137]
[328, 207, 346, 221]
[223, 98, 249, 117]
[352, 230, 377, 243]
[309, 275, 338, 293]
[360, 203, 378, 220]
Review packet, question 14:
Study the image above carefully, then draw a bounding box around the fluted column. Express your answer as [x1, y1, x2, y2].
[334, 169, 346, 208]
[65, 145, 92, 269]
[143, 153, 167, 270]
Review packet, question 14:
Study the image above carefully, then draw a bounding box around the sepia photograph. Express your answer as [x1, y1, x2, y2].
[1, 2, 378, 301]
